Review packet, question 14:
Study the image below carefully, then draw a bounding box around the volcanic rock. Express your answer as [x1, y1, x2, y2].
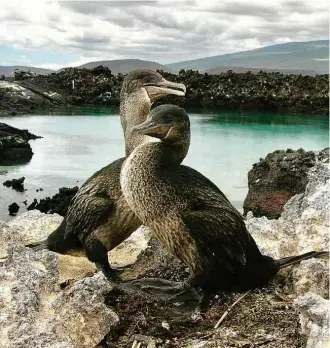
[27, 186, 79, 216]
[0, 123, 41, 165]
[8, 202, 20, 216]
[246, 162, 329, 258]
[1, 68, 328, 115]
[293, 293, 329, 348]
[3, 176, 25, 191]
[243, 148, 329, 219]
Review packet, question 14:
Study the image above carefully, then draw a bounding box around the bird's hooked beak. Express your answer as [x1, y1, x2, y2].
[131, 118, 173, 139]
[143, 78, 186, 102]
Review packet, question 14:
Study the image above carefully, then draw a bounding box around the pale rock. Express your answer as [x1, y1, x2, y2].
[0, 247, 118, 348]
[246, 163, 329, 348]
[1, 210, 149, 282]
[246, 163, 329, 259]
[108, 226, 149, 268]
[293, 292, 329, 348]
[0, 210, 63, 258]
[291, 259, 329, 298]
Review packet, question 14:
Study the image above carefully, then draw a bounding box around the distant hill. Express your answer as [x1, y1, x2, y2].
[0, 66, 54, 77]
[205, 66, 318, 76]
[78, 59, 173, 74]
[167, 40, 329, 74]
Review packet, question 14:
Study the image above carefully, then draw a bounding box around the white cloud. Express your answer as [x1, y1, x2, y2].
[0, 0, 328, 67]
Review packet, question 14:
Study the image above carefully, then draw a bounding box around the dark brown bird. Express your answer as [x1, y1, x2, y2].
[120, 104, 328, 297]
[30, 70, 186, 279]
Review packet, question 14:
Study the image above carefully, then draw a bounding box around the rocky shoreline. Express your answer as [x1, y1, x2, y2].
[0, 152, 328, 347]
[243, 147, 329, 219]
[0, 67, 328, 116]
[0, 123, 41, 165]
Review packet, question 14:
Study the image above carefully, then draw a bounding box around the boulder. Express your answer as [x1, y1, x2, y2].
[243, 148, 329, 219]
[0, 248, 118, 348]
[246, 162, 329, 258]
[0, 122, 41, 141]
[3, 177, 25, 192]
[293, 293, 329, 348]
[0, 135, 34, 165]
[8, 202, 20, 216]
[0, 123, 41, 165]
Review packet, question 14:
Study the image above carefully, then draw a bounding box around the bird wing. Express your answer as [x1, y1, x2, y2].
[181, 208, 247, 276]
[179, 165, 245, 219]
[63, 158, 125, 241]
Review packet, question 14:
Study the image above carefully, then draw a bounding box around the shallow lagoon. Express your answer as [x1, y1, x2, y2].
[0, 107, 328, 221]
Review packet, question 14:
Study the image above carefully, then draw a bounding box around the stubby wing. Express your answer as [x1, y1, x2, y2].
[182, 209, 247, 272]
[179, 165, 245, 219]
[63, 158, 125, 241]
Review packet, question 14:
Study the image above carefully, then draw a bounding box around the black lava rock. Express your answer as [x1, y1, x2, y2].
[8, 202, 20, 215]
[27, 186, 79, 216]
[0, 123, 41, 166]
[3, 177, 25, 192]
[243, 147, 329, 219]
[3, 67, 327, 115]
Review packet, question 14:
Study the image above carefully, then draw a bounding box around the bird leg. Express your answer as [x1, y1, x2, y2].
[95, 257, 124, 280]
[82, 236, 125, 280]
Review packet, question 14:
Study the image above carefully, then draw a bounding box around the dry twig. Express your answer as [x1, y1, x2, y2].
[214, 290, 251, 329]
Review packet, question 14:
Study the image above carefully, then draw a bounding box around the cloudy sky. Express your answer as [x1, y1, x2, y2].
[0, 0, 328, 70]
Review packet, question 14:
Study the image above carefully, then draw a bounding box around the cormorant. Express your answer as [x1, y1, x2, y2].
[120, 104, 328, 298]
[30, 70, 186, 279]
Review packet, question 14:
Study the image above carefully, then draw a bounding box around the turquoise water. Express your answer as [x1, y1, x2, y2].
[0, 107, 328, 221]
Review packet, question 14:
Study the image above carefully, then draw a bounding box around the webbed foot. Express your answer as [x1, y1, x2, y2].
[122, 277, 201, 309]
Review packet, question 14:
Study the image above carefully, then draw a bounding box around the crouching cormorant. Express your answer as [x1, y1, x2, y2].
[30, 70, 186, 279]
[120, 104, 328, 299]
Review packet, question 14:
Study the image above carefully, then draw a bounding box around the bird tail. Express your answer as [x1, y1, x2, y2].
[275, 251, 329, 269]
[26, 219, 81, 254]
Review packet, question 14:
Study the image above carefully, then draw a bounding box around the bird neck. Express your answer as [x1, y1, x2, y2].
[120, 92, 151, 156]
[135, 140, 189, 170]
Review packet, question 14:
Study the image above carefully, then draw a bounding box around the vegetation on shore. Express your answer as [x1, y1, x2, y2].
[2, 66, 328, 116]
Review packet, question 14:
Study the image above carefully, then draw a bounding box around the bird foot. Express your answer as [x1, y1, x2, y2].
[125, 277, 184, 296]
[122, 277, 201, 310]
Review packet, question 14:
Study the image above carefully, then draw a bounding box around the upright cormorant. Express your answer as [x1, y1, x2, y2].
[121, 104, 328, 296]
[31, 71, 186, 279]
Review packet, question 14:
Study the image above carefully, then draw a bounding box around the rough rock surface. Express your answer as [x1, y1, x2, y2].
[243, 147, 329, 219]
[0, 248, 118, 348]
[0, 210, 63, 258]
[244, 162, 329, 348]
[0, 122, 41, 165]
[1, 68, 328, 115]
[246, 162, 329, 258]
[0, 122, 41, 141]
[293, 293, 329, 348]
[3, 176, 25, 191]
[0, 161, 328, 347]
